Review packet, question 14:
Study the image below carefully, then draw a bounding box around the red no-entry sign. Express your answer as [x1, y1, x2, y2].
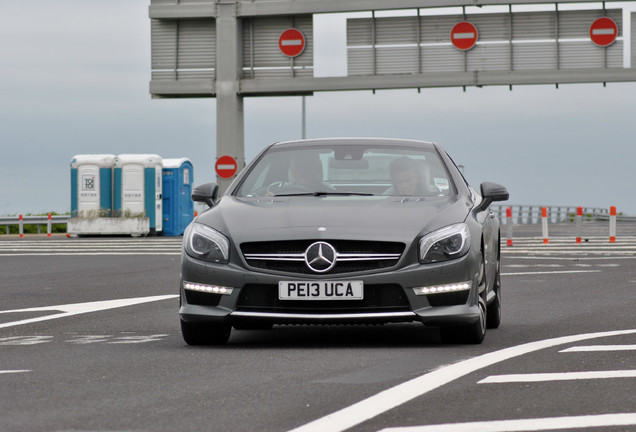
[589, 17, 618, 47]
[215, 155, 238, 179]
[279, 28, 306, 57]
[451, 21, 478, 51]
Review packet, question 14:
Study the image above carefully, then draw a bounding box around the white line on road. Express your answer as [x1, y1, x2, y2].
[478, 370, 636, 384]
[561, 344, 636, 352]
[502, 270, 601, 276]
[287, 329, 636, 432]
[0, 370, 30, 374]
[377, 413, 636, 432]
[0, 295, 178, 329]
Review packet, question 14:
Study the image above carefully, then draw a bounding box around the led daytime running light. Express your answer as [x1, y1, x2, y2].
[412, 282, 471, 296]
[184, 282, 234, 295]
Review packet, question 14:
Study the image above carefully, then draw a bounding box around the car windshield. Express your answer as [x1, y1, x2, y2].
[235, 144, 455, 198]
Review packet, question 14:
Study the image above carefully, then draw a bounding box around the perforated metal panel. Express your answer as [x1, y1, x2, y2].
[632, 12, 636, 68]
[347, 9, 623, 76]
[151, 19, 216, 82]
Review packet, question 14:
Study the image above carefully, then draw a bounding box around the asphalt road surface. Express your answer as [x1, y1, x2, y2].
[1, 226, 635, 432]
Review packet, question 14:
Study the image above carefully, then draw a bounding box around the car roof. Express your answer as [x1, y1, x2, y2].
[270, 137, 437, 150]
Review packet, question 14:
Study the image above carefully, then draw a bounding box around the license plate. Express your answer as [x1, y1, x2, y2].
[279, 281, 363, 300]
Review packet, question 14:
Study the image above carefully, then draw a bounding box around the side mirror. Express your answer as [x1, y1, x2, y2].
[477, 182, 509, 211]
[192, 182, 219, 208]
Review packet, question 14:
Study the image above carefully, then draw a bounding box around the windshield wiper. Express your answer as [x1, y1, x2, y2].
[312, 191, 374, 197]
[274, 191, 375, 197]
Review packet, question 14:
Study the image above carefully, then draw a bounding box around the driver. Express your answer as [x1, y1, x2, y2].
[289, 153, 324, 189]
[385, 156, 429, 196]
[266, 153, 334, 196]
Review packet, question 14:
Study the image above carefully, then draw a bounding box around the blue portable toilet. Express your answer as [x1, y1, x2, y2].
[70, 154, 115, 217]
[113, 154, 163, 234]
[162, 158, 194, 236]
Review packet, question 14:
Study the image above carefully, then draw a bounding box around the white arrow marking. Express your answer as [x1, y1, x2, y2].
[0, 295, 177, 329]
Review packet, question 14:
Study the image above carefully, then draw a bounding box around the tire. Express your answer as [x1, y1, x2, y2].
[463, 295, 487, 344]
[181, 319, 231, 346]
[486, 255, 502, 329]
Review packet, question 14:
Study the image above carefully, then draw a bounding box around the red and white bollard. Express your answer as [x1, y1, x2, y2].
[541, 207, 549, 244]
[609, 206, 617, 243]
[506, 206, 513, 247]
[19, 214, 24, 239]
[575, 207, 583, 243]
[47, 213, 52, 238]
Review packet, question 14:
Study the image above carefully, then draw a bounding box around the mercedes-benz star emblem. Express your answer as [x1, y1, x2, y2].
[304, 241, 337, 273]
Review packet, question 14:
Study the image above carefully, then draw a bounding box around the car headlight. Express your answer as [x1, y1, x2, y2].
[419, 223, 470, 264]
[185, 223, 230, 264]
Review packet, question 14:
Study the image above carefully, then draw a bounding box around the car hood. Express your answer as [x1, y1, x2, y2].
[197, 195, 471, 244]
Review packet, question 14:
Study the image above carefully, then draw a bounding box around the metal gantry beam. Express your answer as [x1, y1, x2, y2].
[148, 1, 636, 189]
[149, 0, 635, 18]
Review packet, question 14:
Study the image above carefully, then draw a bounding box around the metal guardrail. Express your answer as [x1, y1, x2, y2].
[0, 205, 633, 235]
[0, 215, 69, 235]
[491, 205, 620, 224]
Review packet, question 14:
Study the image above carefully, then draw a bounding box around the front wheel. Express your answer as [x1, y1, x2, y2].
[181, 319, 231, 346]
[439, 296, 486, 345]
[486, 256, 502, 329]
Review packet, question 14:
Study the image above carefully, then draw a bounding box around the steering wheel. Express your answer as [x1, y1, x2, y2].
[266, 181, 311, 195]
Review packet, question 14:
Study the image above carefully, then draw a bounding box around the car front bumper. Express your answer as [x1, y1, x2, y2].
[179, 249, 482, 327]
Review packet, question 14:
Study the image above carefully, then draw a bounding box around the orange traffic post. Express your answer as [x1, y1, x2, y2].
[541, 207, 549, 244]
[609, 206, 617, 243]
[575, 207, 583, 243]
[47, 213, 52, 238]
[19, 214, 24, 239]
[506, 206, 513, 247]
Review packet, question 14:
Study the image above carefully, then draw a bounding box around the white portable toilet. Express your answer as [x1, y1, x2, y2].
[114, 154, 163, 234]
[70, 154, 115, 217]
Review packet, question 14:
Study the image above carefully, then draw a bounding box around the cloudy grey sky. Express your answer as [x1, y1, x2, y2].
[2, 1, 636, 216]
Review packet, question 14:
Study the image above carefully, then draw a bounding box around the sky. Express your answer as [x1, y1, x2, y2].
[2, 1, 636, 216]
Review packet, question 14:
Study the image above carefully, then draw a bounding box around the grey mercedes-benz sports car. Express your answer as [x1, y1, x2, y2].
[179, 138, 509, 345]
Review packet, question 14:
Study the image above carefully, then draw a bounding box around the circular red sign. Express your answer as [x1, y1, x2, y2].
[589, 17, 618, 47]
[215, 155, 238, 179]
[279, 28, 306, 57]
[450, 21, 478, 51]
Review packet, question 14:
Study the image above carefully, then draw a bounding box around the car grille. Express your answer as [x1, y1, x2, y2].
[236, 284, 410, 314]
[240, 240, 405, 275]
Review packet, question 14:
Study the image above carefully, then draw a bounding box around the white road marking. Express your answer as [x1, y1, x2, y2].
[287, 329, 636, 432]
[561, 344, 636, 352]
[502, 270, 600, 276]
[0, 336, 53, 345]
[108, 334, 169, 344]
[0, 295, 178, 329]
[0, 370, 30, 374]
[377, 413, 636, 432]
[478, 370, 636, 384]
[66, 335, 114, 344]
[0, 239, 182, 256]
